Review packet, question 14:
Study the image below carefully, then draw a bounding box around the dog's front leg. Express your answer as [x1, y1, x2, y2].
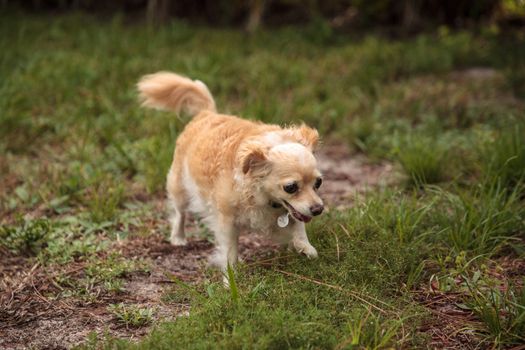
[289, 221, 318, 259]
[210, 214, 239, 283]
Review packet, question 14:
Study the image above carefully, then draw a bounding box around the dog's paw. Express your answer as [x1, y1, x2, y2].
[170, 237, 187, 246]
[293, 241, 318, 259]
[303, 245, 318, 259]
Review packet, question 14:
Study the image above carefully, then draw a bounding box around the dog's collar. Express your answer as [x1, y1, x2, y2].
[269, 200, 283, 209]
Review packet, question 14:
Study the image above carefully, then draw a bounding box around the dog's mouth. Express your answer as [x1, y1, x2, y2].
[282, 200, 312, 223]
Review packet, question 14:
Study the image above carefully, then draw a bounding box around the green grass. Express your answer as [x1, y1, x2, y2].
[436, 181, 525, 254]
[0, 217, 53, 254]
[83, 206, 426, 349]
[481, 122, 525, 190]
[395, 133, 451, 185]
[1, 9, 525, 349]
[109, 303, 155, 328]
[466, 280, 525, 347]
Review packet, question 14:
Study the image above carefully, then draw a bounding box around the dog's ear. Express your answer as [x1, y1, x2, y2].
[239, 142, 269, 175]
[288, 124, 319, 150]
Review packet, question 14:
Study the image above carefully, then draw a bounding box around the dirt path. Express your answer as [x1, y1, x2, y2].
[316, 142, 395, 208]
[0, 142, 395, 349]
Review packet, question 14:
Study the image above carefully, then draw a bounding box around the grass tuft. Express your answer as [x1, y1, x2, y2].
[395, 133, 450, 186]
[86, 178, 125, 223]
[0, 218, 52, 254]
[434, 181, 524, 255]
[466, 279, 525, 347]
[109, 303, 155, 328]
[338, 309, 403, 350]
[481, 122, 525, 191]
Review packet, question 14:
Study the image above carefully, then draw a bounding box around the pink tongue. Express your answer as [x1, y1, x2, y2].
[303, 216, 312, 223]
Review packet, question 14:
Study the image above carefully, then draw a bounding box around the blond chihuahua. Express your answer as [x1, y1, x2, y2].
[138, 72, 324, 275]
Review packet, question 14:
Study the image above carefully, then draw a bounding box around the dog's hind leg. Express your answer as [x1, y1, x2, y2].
[167, 169, 188, 246]
[168, 195, 187, 246]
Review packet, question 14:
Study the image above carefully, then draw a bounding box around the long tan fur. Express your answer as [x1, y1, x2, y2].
[138, 72, 216, 115]
[137, 71, 324, 283]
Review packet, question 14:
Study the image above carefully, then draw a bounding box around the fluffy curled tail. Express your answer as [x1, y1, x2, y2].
[137, 72, 216, 116]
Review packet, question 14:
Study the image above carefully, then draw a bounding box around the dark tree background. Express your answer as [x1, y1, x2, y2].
[4, 0, 523, 31]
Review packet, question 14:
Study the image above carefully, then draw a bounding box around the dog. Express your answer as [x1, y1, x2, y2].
[137, 72, 324, 276]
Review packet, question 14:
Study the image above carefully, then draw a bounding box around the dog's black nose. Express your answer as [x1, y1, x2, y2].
[310, 204, 324, 216]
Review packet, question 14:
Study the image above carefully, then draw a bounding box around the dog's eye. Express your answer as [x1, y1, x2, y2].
[283, 182, 298, 194]
[314, 177, 322, 190]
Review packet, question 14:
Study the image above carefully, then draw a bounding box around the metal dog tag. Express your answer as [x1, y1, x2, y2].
[277, 213, 289, 228]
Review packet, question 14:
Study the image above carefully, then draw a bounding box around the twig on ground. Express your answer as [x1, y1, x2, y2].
[331, 229, 340, 262]
[274, 268, 393, 315]
[339, 224, 352, 239]
[244, 253, 296, 267]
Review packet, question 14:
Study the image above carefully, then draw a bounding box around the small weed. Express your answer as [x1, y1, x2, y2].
[162, 286, 191, 304]
[104, 279, 125, 293]
[109, 303, 154, 328]
[466, 280, 525, 347]
[8, 184, 40, 210]
[429, 252, 489, 292]
[86, 178, 125, 223]
[37, 217, 109, 264]
[0, 218, 52, 254]
[54, 252, 148, 299]
[84, 253, 147, 286]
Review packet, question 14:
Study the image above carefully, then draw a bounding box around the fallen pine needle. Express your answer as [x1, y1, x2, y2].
[339, 224, 352, 239]
[331, 229, 340, 262]
[274, 268, 394, 315]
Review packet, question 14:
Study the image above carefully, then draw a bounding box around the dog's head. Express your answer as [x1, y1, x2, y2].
[238, 125, 324, 223]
